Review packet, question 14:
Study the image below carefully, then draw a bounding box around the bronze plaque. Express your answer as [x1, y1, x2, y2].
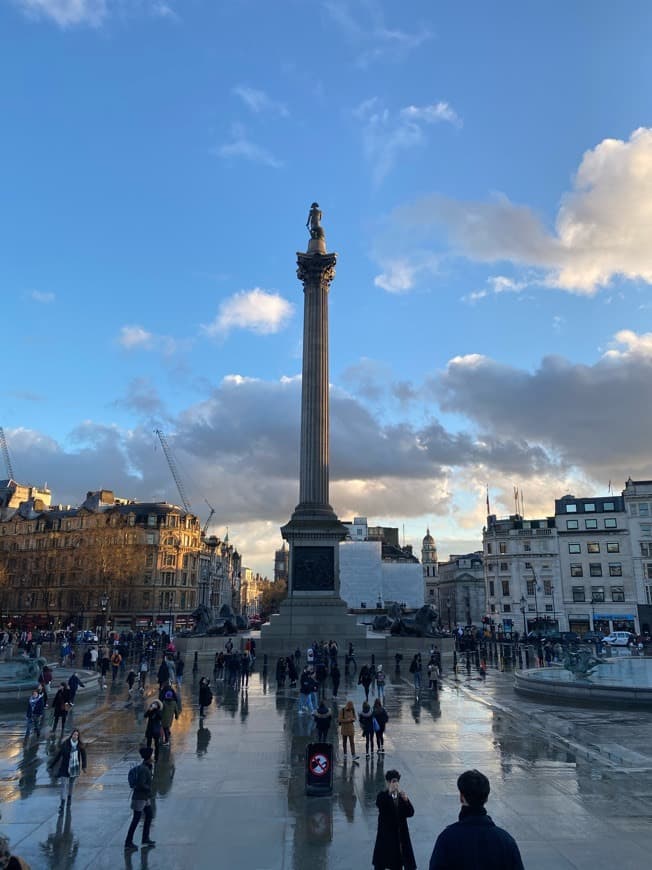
[292, 546, 335, 592]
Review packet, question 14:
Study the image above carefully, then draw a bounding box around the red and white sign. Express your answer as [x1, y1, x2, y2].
[309, 752, 330, 777]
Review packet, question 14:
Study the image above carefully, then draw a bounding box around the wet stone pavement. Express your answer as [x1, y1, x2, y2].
[1, 655, 652, 869]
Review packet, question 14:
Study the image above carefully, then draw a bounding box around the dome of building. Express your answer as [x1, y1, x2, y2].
[422, 527, 435, 546]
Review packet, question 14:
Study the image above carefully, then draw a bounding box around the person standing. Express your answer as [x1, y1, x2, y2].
[337, 700, 359, 761]
[138, 656, 149, 691]
[429, 769, 524, 870]
[375, 664, 386, 701]
[330, 662, 341, 699]
[359, 701, 375, 758]
[198, 677, 213, 717]
[161, 689, 179, 745]
[276, 657, 287, 688]
[110, 650, 122, 681]
[24, 689, 45, 740]
[372, 698, 388, 754]
[144, 699, 164, 761]
[372, 769, 416, 870]
[89, 646, 98, 670]
[409, 654, 422, 691]
[313, 701, 332, 743]
[124, 747, 156, 851]
[49, 728, 87, 810]
[52, 683, 71, 737]
[99, 651, 110, 688]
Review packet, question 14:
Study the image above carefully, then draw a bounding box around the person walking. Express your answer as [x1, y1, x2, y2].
[276, 657, 287, 688]
[372, 769, 416, 870]
[67, 672, 84, 706]
[99, 651, 110, 688]
[198, 677, 213, 717]
[358, 664, 373, 702]
[429, 769, 524, 869]
[161, 689, 179, 745]
[124, 747, 156, 851]
[24, 689, 45, 740]
[144, 699, 164, 761]
[49, 728, 87, 811]
[359, 701, 375, 758]
[372, 698, 388, 754]
[313, 701, 332, 743]
[375, 664, 386, 701]
[126, 669, 137, 696]
[89, 646, 98, 670]
[52, 683, 72, 737]
[175, 656, 185, 687]
[337, 700, 359, 761]
[138, 656, 149, 691]
[330, 662, 341, 698]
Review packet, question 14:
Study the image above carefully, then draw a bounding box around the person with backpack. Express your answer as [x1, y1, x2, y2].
[124, 747, 156, 851]
[359, 701, 375, 757]
[144, 699, 164, 761]
[372, 698, 389, 754]
[198, 677, 213, 717]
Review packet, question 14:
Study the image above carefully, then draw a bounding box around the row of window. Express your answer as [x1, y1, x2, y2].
[565, 518, 618, 530]
[488, 580, 553, 597]
[570, 563, 622, 577]
[567, 542, 619, 554]
[630, 503, 650, 516]
[564, 501, 616, 513]
[572, 586, 625, 602]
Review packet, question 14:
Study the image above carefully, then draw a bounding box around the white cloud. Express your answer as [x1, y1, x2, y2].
[233, 86, 289, 118]
[323, 0, 430, 66]
[202, 288, 294, 337]
[354, 97, 460, 184]
[30, 290, 56, 303]
[462, 274, 527, 304]
[16, 0, 107, 26]
[118, 326, 154, 349]
[392, 127, 652, 294]
[214, 123, 283, 169]
[374, 254, 438, 293]
[117, 325, 182, 355]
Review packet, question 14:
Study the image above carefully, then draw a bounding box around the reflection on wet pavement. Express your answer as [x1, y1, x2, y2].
[0, 655, 651, 869]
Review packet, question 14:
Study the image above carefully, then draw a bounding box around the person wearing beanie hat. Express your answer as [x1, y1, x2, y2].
[160, 686, 180, 746]
[124, 747, 155, 851]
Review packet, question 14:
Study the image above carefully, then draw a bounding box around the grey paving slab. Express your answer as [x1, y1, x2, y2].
[1, 656, 652, 869]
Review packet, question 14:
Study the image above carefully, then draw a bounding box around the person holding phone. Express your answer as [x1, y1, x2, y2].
[372, 769, 416, 869]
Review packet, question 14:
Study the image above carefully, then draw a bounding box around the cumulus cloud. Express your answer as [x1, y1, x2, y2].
[434, 329, 652, 480]
[354, 97, 460, 185]
[113, 378, 166, 418]
[462, 274, 527, 304]
[233, 86, 289, 118]
[214, 123, 283, 169]
[391, 127, 652, 294]
[202, 288, 294, 337]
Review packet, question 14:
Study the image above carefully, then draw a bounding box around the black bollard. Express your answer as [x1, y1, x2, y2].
[453, 650, 458, 673]
[466, 652, 471, 672]
[525, 647, 531, 668]
[263, 653, 268, 669]
[193, 651, 198, 673]
[371, 653, 375, 666]
[474, 650, 480, 670]
[518, 646, 523, 669]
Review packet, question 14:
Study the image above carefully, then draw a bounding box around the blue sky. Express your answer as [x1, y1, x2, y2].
[2, 0, 652, 575]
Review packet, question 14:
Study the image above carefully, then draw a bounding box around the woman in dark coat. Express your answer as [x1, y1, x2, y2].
[144, 699, 163, 760]
[372, 697, 389, 753]
[358, 664, 373, 702]
[372, 769, 416, 870]
[359, 701, 375, 757]
[198, 677, 213, 717]
[52, 683, 71, 737]
[48, 728, 87, 810]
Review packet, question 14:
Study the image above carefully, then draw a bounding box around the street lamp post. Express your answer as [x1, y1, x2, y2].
[446, 596, 452, 631]
[99, 594, 109, 641]
[520, 595, 527, 636]
[531, 568, 540, 634]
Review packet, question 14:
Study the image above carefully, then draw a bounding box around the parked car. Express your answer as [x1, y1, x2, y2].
[602, 631, 634, 646]
[75, 630, 99, 643]
[581, 631, 605, 643]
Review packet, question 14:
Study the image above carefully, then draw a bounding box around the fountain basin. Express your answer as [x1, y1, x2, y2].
[514, 658, 652, 706]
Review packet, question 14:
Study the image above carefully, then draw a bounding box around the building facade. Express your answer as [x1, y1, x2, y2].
[484, 513, 560, 635]
[555, 494, 636, 635]
[421, 528, 438, 604]
[0, 488, 206, 633]
[435, 552, 485, 629]
[624, 479, 652, 633]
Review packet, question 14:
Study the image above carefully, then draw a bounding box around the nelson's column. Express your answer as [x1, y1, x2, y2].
[262, 204, 366, 645]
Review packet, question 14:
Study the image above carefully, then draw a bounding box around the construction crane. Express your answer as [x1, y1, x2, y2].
[154, 429, 192, 513]
[203, 499, 215, 536]
[0, 427, 15, 480]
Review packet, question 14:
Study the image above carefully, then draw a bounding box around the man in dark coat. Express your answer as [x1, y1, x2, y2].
[124, 746, 156, 851]
[372, 769, 416, 870]
[429, 769, 524, 870]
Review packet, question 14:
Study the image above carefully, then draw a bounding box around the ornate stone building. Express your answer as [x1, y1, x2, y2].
[421, 528, 438, 604]
[0, 488, 204, 633]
